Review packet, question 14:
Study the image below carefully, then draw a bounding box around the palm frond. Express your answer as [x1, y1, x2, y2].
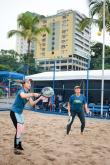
[17, 12, 34, 29]
[79, 17, 92, 31]
[80, 0, 110, 32]
[34, 27, 50, 35]
[8, 11, 50, 51]
[90, 1, 103, 17]
[7, 30, 23, 38]
[107, 0, 110, 13]
[89, 0, 98, 7]
[33, 16, 39, 24]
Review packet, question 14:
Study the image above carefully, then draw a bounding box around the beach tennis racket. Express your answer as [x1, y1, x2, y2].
[40, 87, 54, 97]
[67, 115, 72, 125]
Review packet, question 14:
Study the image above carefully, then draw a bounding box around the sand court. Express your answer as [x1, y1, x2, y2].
[0, 111, 110, 165]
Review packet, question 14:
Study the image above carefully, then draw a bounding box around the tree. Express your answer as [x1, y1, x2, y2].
[7, 11, 50, 74]
[0, 49, 20, 61]
[19, 52, 44, 74]
[90, 42, 110, 69]
[0, 64, 11, 71]
[0, 49, 20, 71]
[0, 49, 44, 74]
[79, 0, 110, 32]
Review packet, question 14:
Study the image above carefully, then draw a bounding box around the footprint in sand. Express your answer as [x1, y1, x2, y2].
[43, 148, 54, 154]
[44, 134, 51, 138]
[29, 141, 40, 147]
[44, 154, 56, 161]
[74, 143, 83, 147]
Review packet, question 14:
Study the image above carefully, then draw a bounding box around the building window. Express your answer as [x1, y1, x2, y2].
[56, 60, 60, 63]
[76, 66, 78, 70]
[75, 43, 83, 49]
[85, 29, 89, 35]
[42, 48, 45, 51]
[62, 35, 66, 38]
[85, 43, 89, 47]
[61, 65, 67, 70]
[75, 38, 83, 45]
[62, 30, 67, 33]
[68, 59, 72, 63]
[61, 45, 66, 49]
[52, 28, 55, 31]
[61, 40, 66, 43]
[52, 47, 54, 50]
[61, 60, 67, 63]
[52, 42, 55, 45]
[42, 38, 46, 42]
[50, 61, 54, 64]
[62, 15, 67, 19]
[52, 37, 55, 40]
[73, 66, 75, 70]
[42, 34, 46, 37]
[52, 22, 55, 26]
[84, 38, 89, 43]
[41, 53, 45, 56]
[62, 20, 67, 24]
[40, 61, 45, 65]
[52, 51, 54, 54]
[42, 43, 46, 46]
[68, 65, 72, 70]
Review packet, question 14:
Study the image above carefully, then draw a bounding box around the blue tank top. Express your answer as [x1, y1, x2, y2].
[11, 88, 29, 114]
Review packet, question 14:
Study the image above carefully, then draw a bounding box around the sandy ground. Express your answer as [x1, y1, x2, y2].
[0, 111, 110, 165]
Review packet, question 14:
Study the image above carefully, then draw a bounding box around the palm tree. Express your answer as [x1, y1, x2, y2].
[79, 0, 110, 33]
[7, 11, 50, 74]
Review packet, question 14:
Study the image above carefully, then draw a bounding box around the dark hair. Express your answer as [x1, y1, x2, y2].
[21, 79, 32, 85]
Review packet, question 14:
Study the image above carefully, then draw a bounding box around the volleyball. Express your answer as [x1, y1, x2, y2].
[96, 31, 102, 36]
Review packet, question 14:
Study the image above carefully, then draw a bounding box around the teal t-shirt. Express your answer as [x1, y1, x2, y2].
[69, 94, 87, 112]
[11, 88, 29, 114]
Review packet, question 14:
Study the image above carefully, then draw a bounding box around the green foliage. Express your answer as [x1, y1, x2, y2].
[90, 42, 110, 69]
[79, 0, 110, 32]
[8, 11, 50, 50]
[0, 49, 43, 74]
[0, 49, 21, 71]
[0, 88, 3, 97]
[7, 11, 50, 74]
[0, 64, 11, 71]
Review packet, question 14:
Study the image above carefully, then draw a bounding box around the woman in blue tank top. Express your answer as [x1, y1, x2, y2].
[10, 79, 44, 154]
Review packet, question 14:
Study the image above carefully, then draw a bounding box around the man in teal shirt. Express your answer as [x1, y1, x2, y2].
[67, 86, 89, 135]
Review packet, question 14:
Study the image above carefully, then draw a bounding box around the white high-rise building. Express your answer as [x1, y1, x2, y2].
[16, 37, 35, 55]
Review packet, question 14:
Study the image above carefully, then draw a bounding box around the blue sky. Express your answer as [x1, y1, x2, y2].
[0, 0, 109, 50]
